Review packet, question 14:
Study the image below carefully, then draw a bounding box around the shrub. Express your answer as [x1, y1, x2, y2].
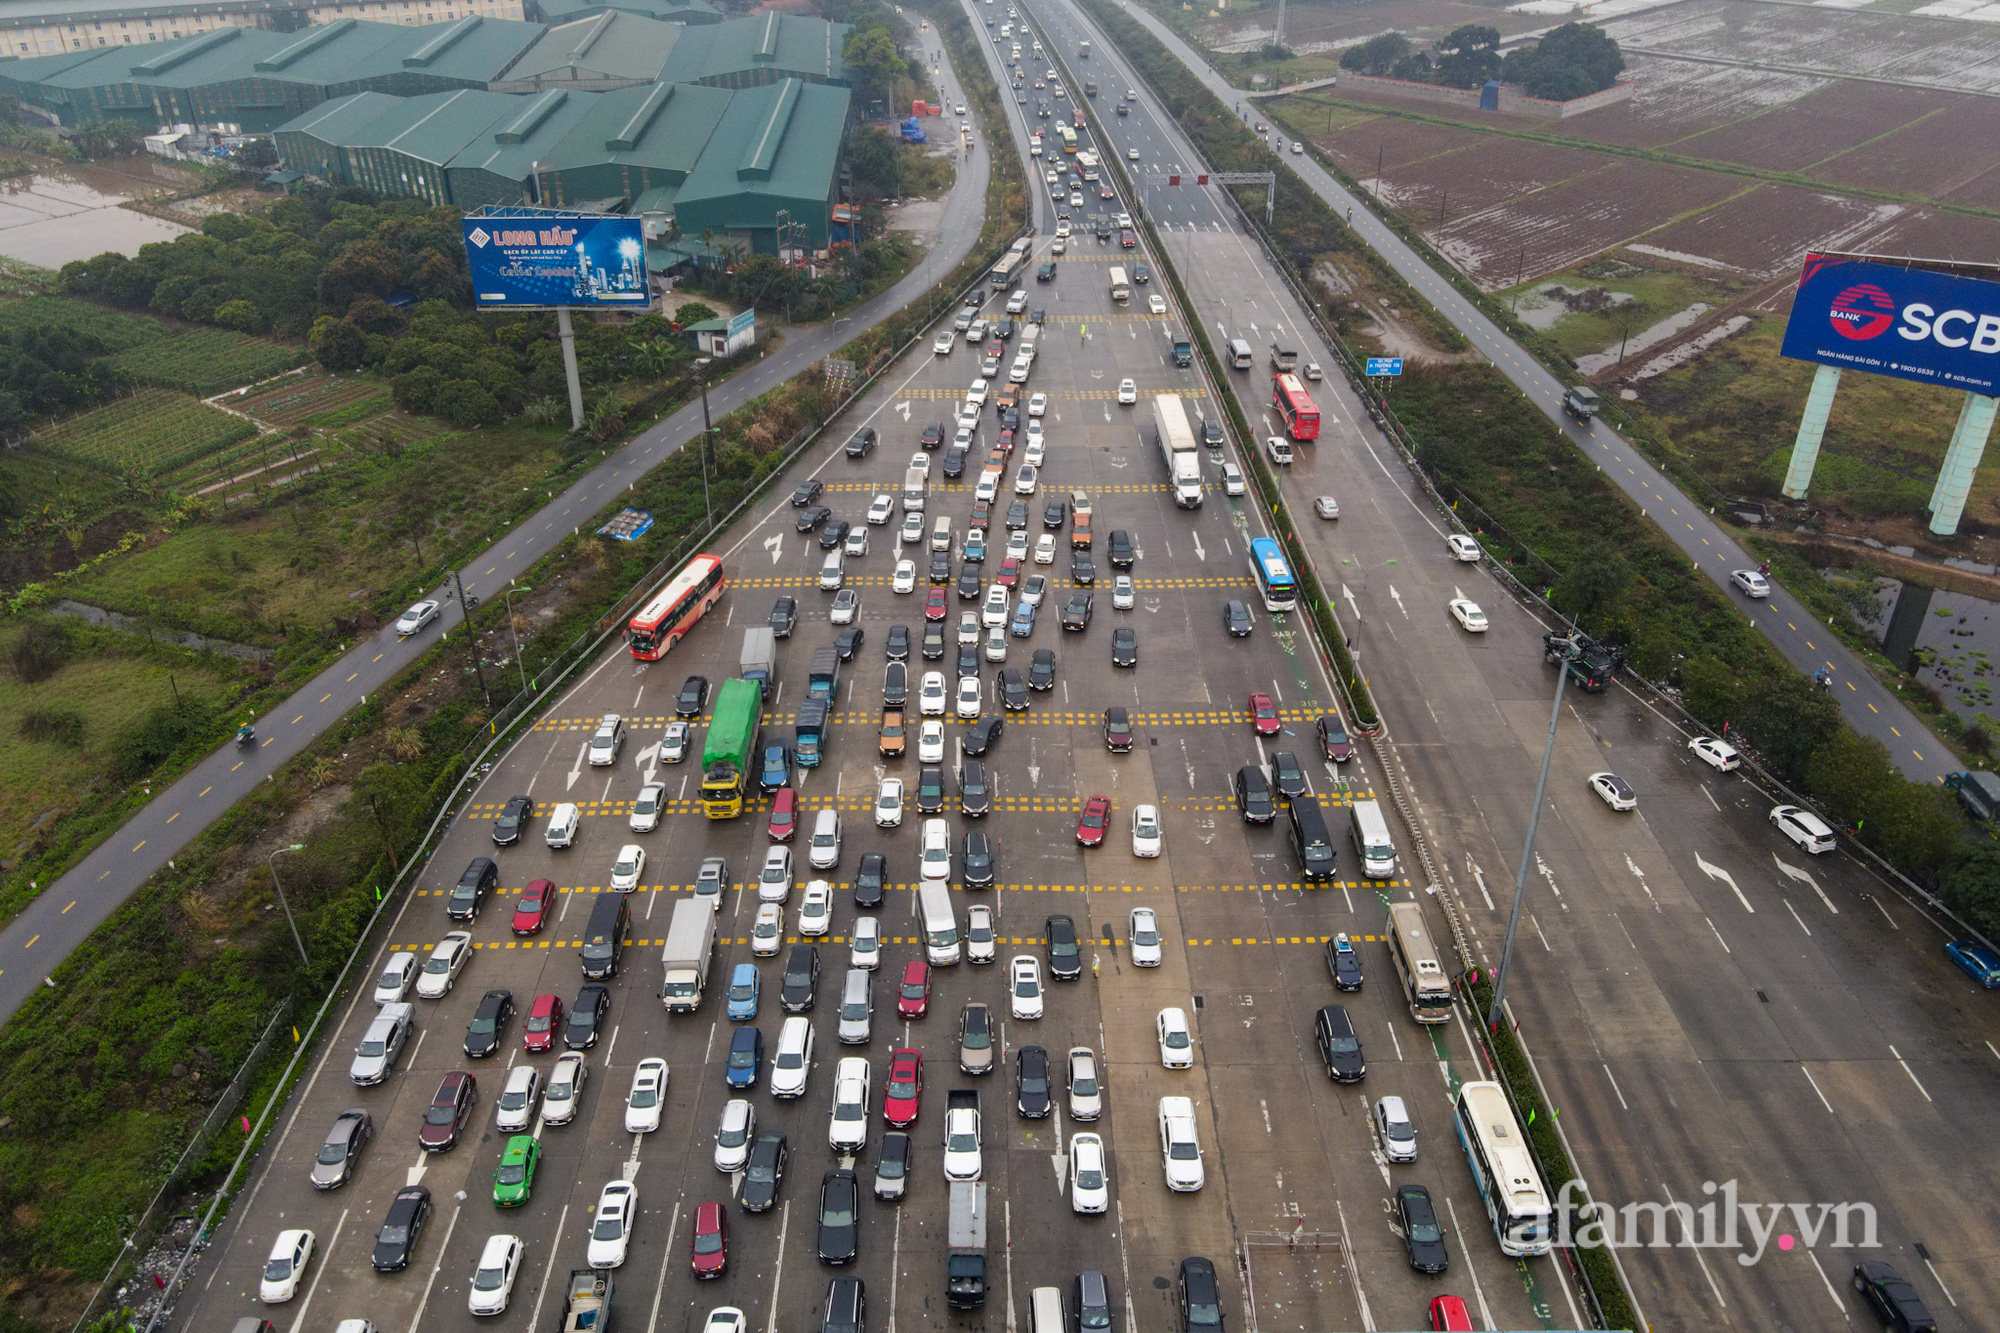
[18, 706, 84, 746]
[9, 620, 68, 683]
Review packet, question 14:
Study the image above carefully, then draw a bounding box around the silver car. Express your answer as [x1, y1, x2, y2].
[310, 1108, 372, 1189]
[349, 1003, 412, 1085]
[1067, 1048, 1102, 1121]
[660, 721, 690, 763]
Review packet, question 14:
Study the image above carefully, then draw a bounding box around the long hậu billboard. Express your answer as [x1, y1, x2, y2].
[462, 213, 649, 309]
[1781, 252, 2000, 395]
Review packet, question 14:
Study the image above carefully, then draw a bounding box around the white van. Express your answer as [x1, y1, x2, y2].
[904, 466, 929, 512]
[1349, 799, 1397, 878]
[1029, 1286, 1065, 1333]
[545, 802, 580, 849]
[916, 878, 961, 965]
[1227, 338, 1253, 369]
[820, 551, 845, 590]
[931, 516, 954, 552]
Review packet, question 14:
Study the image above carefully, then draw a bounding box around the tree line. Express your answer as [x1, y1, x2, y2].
[1340, 23, 1624, 101]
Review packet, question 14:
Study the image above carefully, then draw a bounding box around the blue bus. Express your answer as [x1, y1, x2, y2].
[1248, 537, 1296, 613]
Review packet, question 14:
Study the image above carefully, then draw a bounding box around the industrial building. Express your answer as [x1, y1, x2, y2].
[0, 0, 526, 59]
[523, 0, 717, 25]
[485, 9, 680, 93]
[656, 9, 841, 88]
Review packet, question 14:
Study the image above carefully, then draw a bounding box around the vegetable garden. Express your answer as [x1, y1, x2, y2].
[30, 388, 257, 478]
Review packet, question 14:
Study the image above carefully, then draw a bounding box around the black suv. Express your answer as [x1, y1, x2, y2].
[816, 1169, 861, 1265]
[1037, 260, 1058, 281]
[1107, 529, 1135, 568]
[771, 596, 797, 637]
[463, 988, 514, 1059]
[917, 767, 947, 814]
[1044, 914, 1082, 980]
[1179, 1257, 1225, 1333]
[1234, 765, 1276, 824]
[564, 982, 611, 1050]
[447, 857, 497, 921]
[491, 795, 534, 846]
[845, 426, 878, 457]
[962, 831, 995, 888]
[781, 944, 820, 1012]
[960, 760, 991, 816]
[743, 1132, 789, 1212]
[676, 675, 710, 716]
[1270, 750, 1307, 799]
[820, 1277, 865, 1333]
[1015, 1045, 1052, 1118]
[1853, 1262, 1938, 1333]
[943, 445, 968, 479]
[1314, 1003, 1366, 1082]
[854, 852, 887, 908]
[1061, 591, 1093, 631]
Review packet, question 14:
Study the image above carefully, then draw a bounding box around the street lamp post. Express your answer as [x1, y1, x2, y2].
[1487, 643, 1572, 1028]
[268, 844, 311, 970]
[502, 583, 535, 695]
[694, 358, 715, 527]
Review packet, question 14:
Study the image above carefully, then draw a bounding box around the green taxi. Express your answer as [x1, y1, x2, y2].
[493, 1134, 540, 1207]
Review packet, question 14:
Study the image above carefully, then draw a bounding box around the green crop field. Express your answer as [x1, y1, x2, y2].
[105, 328, 306, 397]
[31, 388, 259, 479]
[0, 295, 167, 353]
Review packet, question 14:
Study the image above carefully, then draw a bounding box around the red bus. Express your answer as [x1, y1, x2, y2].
[1072, 107, 1086, 129]
[626, 554, 726, 660]
[1272, 373, 1321, 441]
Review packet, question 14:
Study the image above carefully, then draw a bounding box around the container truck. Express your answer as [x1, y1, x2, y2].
[700, 677, 761, 817]
[807, 646, 842, 703]
[794, 698, 829, 769]
[557, 1269, 612, 1333]
[1151, 394, 1204, 508]
[659, 898, 717, 1011]
[1562, 384, 1600, 419]
[946, 1181, 988, 1309]
[1946, 770, 2000, 822]
[739, 627, 775, 690]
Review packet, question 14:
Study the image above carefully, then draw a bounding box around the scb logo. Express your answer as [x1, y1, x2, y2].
[1828, 284, 1895, 341]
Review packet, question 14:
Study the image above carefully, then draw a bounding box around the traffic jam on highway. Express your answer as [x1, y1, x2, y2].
[201, 9, 1934, 1333]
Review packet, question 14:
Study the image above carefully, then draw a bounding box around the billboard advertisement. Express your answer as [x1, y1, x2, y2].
[462, 213, 650, 309]
[1781, 252, 2000, 395]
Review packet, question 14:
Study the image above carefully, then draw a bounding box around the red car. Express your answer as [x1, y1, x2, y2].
[996, 427, 1015, 453]
[1428, 1295, 1473, 1331]
[416, 1071, 476, 1152]
[511, 878, 553, 936]
[523, 993, 563, 1053]
[690, 1201, 728, 1279]
[896, 960, 932, 1018]
[925, 586, 949, 621]
[768, 786, 798, 842]
[995, 557, 1021, 589]
[883, 1047, 924, 1127]
[1076, 795, 1110, 847]
[1248, 691, 1281, 736]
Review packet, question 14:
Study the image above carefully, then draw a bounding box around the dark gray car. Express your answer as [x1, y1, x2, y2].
[311, 1108, 372, 1189]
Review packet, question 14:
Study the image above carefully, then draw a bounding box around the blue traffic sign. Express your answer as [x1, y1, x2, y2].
[1366, 357, 1404, 376]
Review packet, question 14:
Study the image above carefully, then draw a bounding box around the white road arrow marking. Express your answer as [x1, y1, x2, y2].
[764, 533, 784, 564]
[1052, 1149, 1069, 1190]
[1697, 854, 1755, 913]
[1143, 598, 1163, 614]
[566, 740, 589, 791]
[1465, 854, 1494, 911]
[1534, 853, 1567, 911]
[1108, 455, 1128, 468]
[406, 1156, 427, 1188]
[1191, 531, 1205, 561]
[640, 743, 659, 785]
[896, 400, 912, 421]
[1773, 855, 1837, 913]
[1388, 586, 1408, 618]
[1342, 584, 1361, 621]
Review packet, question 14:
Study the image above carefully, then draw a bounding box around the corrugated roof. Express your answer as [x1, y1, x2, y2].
[535, 75, 729, 179]
[492, 9, 680, 86]
[530, 0, 719, 23]
[655, 12, 845, 86]
[0, 0, 278, 25]
[447, 83, 597, 179]
[338, 86, 517, 164]
[674, 75, 845, 205]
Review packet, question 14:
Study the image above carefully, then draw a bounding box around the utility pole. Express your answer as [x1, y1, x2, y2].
[1488, 644, 1572, 1027]
[267, 844, 311, 970]
[1374, 144, 1384, 200]
[1511, 246, 1525, 312]
[450, 568, 491, 707]
[694, 359, 715, 527]
[502, 583, 535, 696]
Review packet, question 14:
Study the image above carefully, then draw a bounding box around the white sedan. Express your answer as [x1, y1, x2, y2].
[1448, 598, 1488, 633]
[1131, 804, 1162, 857]
[798, 880, 834, 935]
[1689, 736, 1741, 772]
[1447, 533, 1481, 561]
[468, 1234, 524, 1316]
[625, 1058, 668, 1133]
[1148, 293, 1167, 315]
[920, 671, 948, 715]
[1313, 496, 1340, 520]
[893, 559, 918, 594]
[1010, 955, 1045, 1019]
[496, 1064, 541, 1132]
[415, 930, 473, 1000]
[1730, 568, 1771, 599]
[610, 843, 647, 891]
[967, 903, 997, 963]
[1127, 146, 1141, 160]
[751, 902, 784, 956]
[876, 777, 905, 828]
[1157, 1006, 1193, 1068]
[1158, 1096, 1205, 1191]
[1028, 391, 1048, 417]
[1116, 378, 1137, 404]
[1007, 289, 1029, 313]
[867, 493, 896, 524]
[830, 589, 860, 625]
[586, 1180, 638, 1268]
[395, 600, 440, 636]
[828, 1056, 871, 1152]
[934, 331, 956, 355]
[629, 781, 667, 831]
[918, 719, 946, 763]
[1021, 574, 1048, 607]
[1128, 907, 1162, 967]
[966, 378, 990, 406]
[1069, 1132, 1109, 1213]
[1014, 464, 1039, 495]
[957, 675, 983, 718]
[1588, 772, 1637, 812]
[259, 1229, 316, 1303]
[713, 1098, 756, 1172]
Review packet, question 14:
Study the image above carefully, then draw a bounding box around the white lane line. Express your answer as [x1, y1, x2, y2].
[407, 1202, 462, 1333]
[765, 1199, 792, 1333]
[1801, 1065, 1835, 1115]
[1782, 898, 1812, 936]
[524, 1203, 571, 1331]
[1660, 1182, 1727, 1308]
[1705, 916, 1731, 953]
[1602, 1063, 1628, 1110]
[1889, 1045, 1933, 1102]
[1441, 1196, 1496, 1331]
[1804, 1246, 1848, 1313]
[284, 1207, 346, 1333]
[644, 1201, 683, 1333]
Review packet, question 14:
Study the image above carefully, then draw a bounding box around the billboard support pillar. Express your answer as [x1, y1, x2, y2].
[1928, 391, 1998, 536]
[1781, 363, 1841, 499]
[557, 305, 585, 433]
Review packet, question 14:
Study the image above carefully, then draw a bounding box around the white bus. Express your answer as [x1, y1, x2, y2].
[1453, 1081, 1554, 1257]
[1386, 902, 1453, 1024]
[989, 251, 1027, 289]
[1108, 266, 1130, 304]
[916, 879, 961, 966]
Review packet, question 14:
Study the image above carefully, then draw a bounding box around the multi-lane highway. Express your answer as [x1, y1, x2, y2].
[0, 22, 994, 1028]
[1019, 0, 2000, 1328]
[170, 9, 1601, 1333]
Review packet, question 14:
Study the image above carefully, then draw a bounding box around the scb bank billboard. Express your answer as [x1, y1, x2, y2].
[463, 213, 649, 309]
[1781, 252, 2000, 395]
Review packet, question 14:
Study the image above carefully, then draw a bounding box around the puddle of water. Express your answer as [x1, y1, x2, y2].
[0, 163, 192, 268]
[1871, 578, 2000, 723]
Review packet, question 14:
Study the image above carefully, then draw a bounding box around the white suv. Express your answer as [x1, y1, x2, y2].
[1158, 1096, 1205, 1191]
[771, 1016, 814, 1099]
